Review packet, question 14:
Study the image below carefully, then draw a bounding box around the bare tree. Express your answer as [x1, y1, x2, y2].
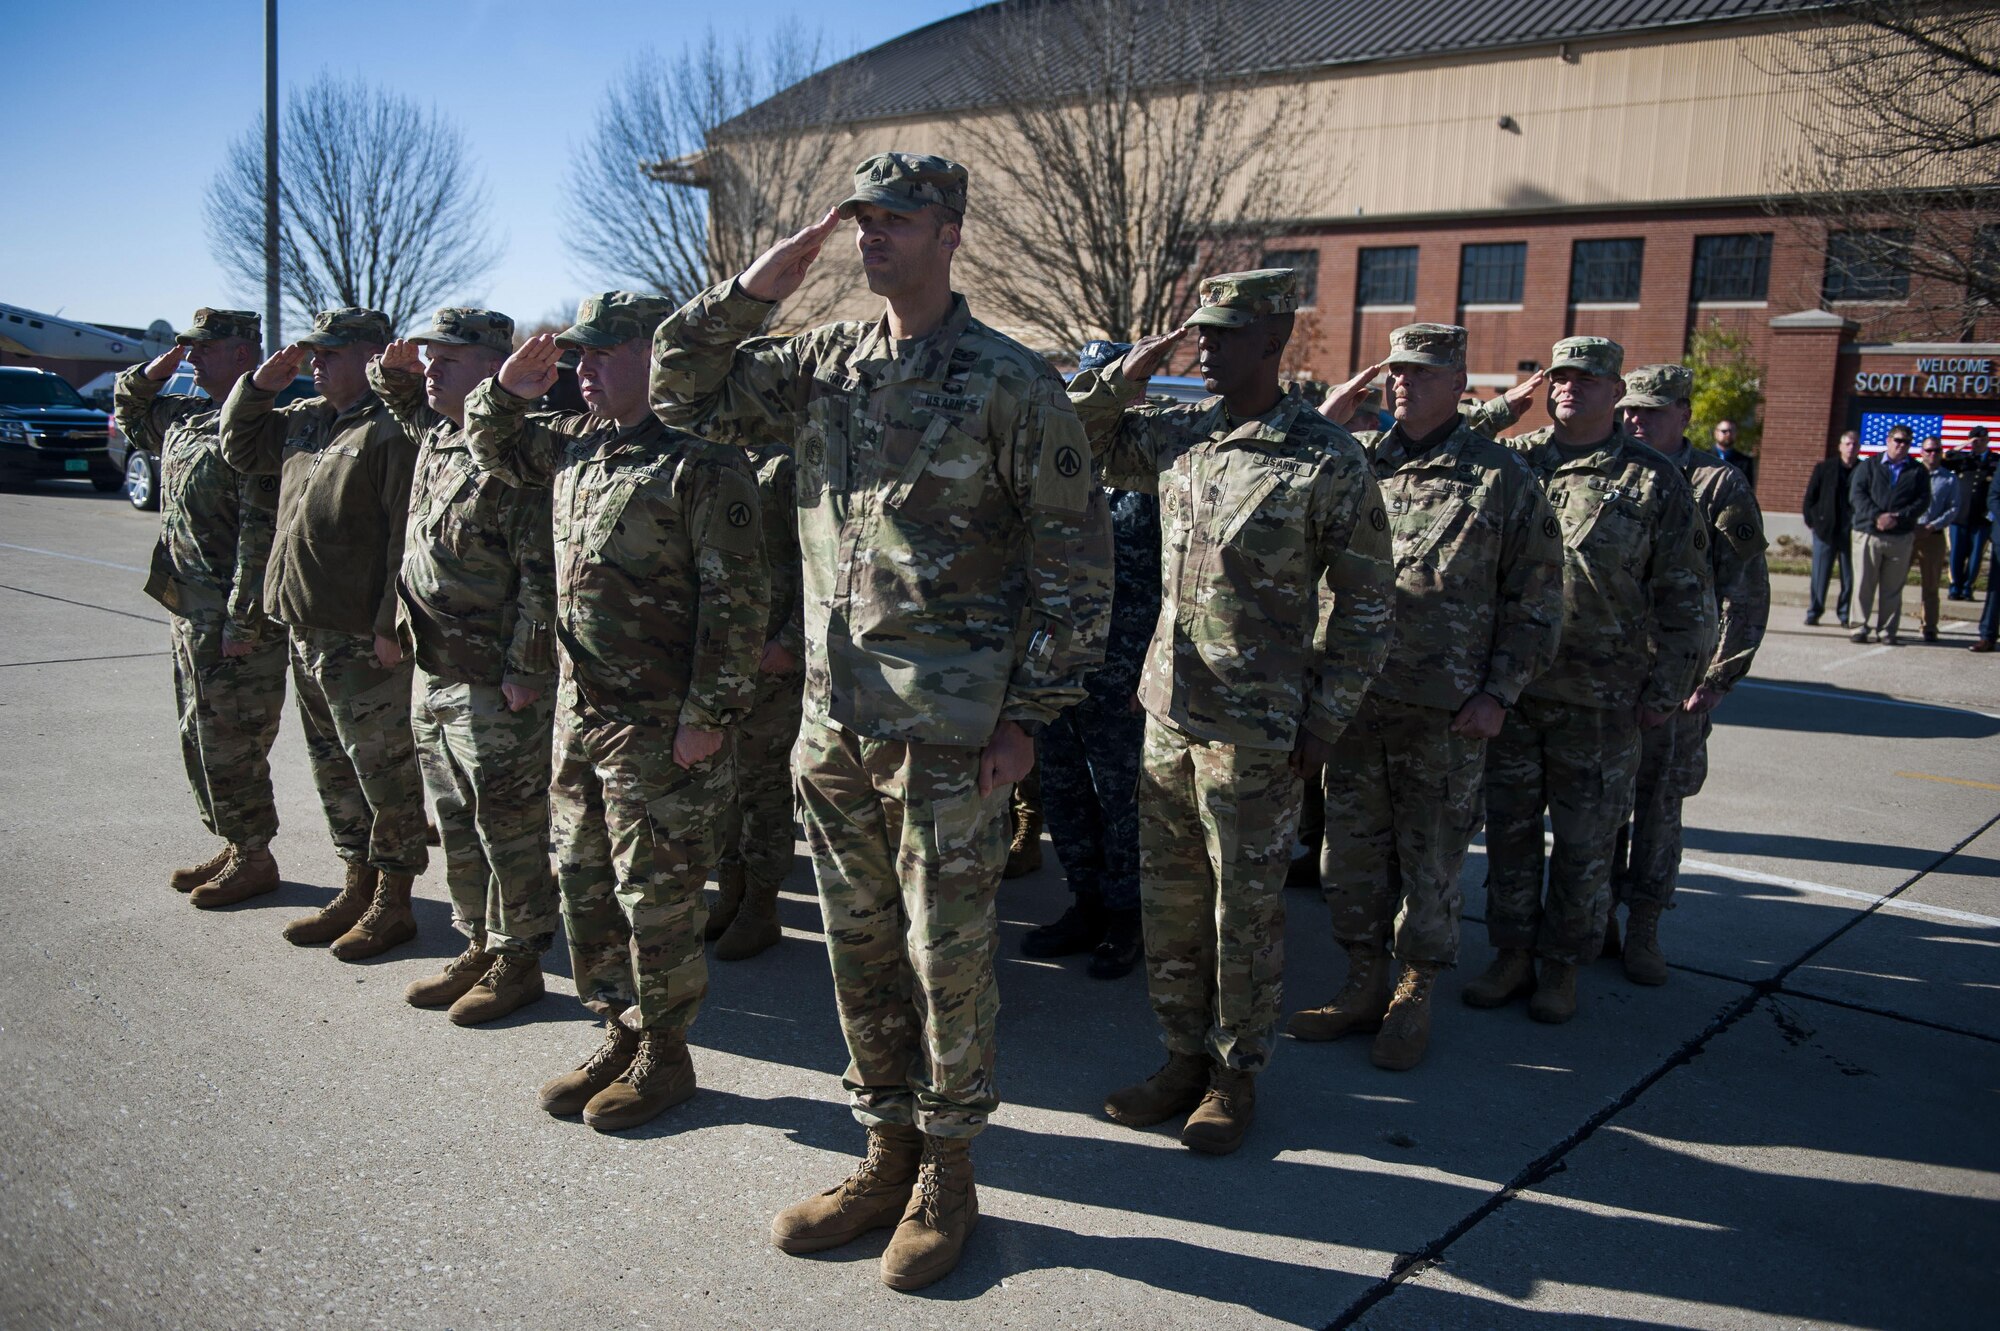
[1766, 2, 2000, 337]
[947, 0, 1330, 352]
[563, 32, 853, 325]
[206, 75, 497, 334]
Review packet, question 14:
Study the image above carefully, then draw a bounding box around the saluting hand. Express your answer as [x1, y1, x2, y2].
[498, 333, 563, 400]
[1503, 367, 1548, 417]
[252, 343, 308, 391]
[1319, 361, 1385, 424]
[379, 339, 423, 375]
[1119, 327, 1188, 384]
[741, 208, 842, 305]
[142, 345, 185, 382]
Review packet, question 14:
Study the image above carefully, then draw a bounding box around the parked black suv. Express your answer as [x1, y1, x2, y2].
[0, 367, 120, 493]
[107, 367, 315, 510]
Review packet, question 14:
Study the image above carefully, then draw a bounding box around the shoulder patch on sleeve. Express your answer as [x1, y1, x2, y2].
[1369, 504, 1388, 532]
[701, 456, 763, 559]
[1542, 515, 1560, 540]
[1033, 394, 1093, 514]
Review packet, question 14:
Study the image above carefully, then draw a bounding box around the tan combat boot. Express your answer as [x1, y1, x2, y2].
[284, 863, 376, 946]
[715, 877, 782, 961]
[539, 1018, 640, 1116]
[704, 863, 745, 941]
[403, 939, 492, 1008]
[170, 844, 232, 894]
[1461, 947, 1536, 1008]
[448, 952, 545, 1025]
[1289, 942, 1391, 1041]
[329, 871, 417, 961]
[1622, 903, 1669, 986]
[582, 1029, 696, 1132]
[1370, 962, 1439, 1071]
[189, 845, 279, 909]
[771, 1123, 923, 1254]
[1181, 1066, 1256, 1156]
[1528, 960, 1579, 1024]
[1103, 1051, 1209, 1128]
[880, 1136, 977, 1291]
[1002, 798, 1042, 879]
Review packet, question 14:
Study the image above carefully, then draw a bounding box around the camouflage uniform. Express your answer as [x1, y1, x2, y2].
[464, 292, 768, 1033]
[1468, 340, 1715, 965]
[713, 444, 807, 911]
[1322, 324, 1565, 968]
[114, 308, 287, 851]
[651, 155, 1112, 1137]
[1612, 366, 1770, 910]
[218, 307, 428, 876]
[1067, 269, 1396, 1073]
[371, 309, 561, 956]
[1041, 485, 1160, 915]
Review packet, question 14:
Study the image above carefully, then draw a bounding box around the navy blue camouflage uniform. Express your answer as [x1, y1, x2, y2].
[1041, 486, 1161, 914]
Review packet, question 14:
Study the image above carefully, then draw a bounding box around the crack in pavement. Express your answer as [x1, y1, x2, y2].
[0, 650, 171, 669]
[1321, 806, 2000, 1331]
[0, 582, 168, 625]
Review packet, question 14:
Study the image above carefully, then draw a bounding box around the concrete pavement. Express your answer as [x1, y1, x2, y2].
[2, 480, 1997, 1330]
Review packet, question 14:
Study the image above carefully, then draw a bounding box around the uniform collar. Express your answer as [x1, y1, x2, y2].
[852, 293, 974, 387]
[1377, 416, 1472, 473]
[332, 391, 384, 428]
[1210, 387, 1310, 451]
[1531, 430, 1626, 475]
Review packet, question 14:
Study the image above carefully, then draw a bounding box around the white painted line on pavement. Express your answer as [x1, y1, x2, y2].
[1822, 644, 1894, 671]
[1681, 857, 2000, 930]
[1735, 678, 2000, 720]
[0, 542, 147, 573]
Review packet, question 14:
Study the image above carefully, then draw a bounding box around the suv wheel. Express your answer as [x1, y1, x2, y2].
[124, 449, 160, 511]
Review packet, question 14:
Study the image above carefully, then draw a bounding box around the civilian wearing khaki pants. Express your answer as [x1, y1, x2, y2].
[1856, 532, 1917, 643]
[1914, 527, 1949, 640]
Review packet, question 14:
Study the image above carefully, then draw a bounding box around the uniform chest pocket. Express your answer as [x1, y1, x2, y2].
[585, 473, 673, 576]
[433, 473, 484, 552]
[886, 415, 989, 510]
[1397, 479, 1498, 574]
[1572, 488, 1648, 567]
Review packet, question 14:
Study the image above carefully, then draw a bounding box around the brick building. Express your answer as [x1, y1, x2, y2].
[727, 0, 1999, 516]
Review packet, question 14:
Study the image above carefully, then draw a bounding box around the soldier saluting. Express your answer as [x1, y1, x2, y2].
[1067, 269, 1395, 1154]
[465, 293, 769, 1132]
[652, 152, 1111, 1291]
[115, 308, 288, 907]
[1293, 324, 1564, 1070]
[1463, 337, 1713, 1023]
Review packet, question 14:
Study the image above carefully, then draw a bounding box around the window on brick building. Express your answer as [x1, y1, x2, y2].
[1459, 242, 1527, 305]
[1823, 229, 1912, 301]
[1569, 239, 1644, 303]
[1259, 249, 1319, 306]
[1975, 225, 2000, 304]
[1357, 246, 1418, 306]
[1691, 234, 1772, 302]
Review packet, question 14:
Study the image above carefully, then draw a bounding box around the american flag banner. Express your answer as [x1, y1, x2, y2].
[1858, 410, 2000, 454]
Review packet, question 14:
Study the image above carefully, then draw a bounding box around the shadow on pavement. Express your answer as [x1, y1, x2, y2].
[1711, 678, 2000, 739]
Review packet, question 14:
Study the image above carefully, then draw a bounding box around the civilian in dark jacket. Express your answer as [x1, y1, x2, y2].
[1849, 425, 1931, 644]
[1950, 427, 1993, 600]
[1713, 420, 1756, 488]
[1802, 430, 1858, 625]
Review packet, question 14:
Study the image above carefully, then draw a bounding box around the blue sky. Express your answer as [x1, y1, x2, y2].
[0, 0, 982, 333]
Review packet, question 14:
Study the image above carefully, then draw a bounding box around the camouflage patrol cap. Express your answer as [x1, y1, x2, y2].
[1548, 335, 1623, 379]
[1384, 322, 1467, 369]
[835, 152, 969, 219]
[297, 307, 393, 348]
[1185, 269, 1301, 329]
[1618, 363, 1694, 409]
[409, 307, 514, 354]
[556, 292, 675, 350]
[175, 307, 261, 345]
